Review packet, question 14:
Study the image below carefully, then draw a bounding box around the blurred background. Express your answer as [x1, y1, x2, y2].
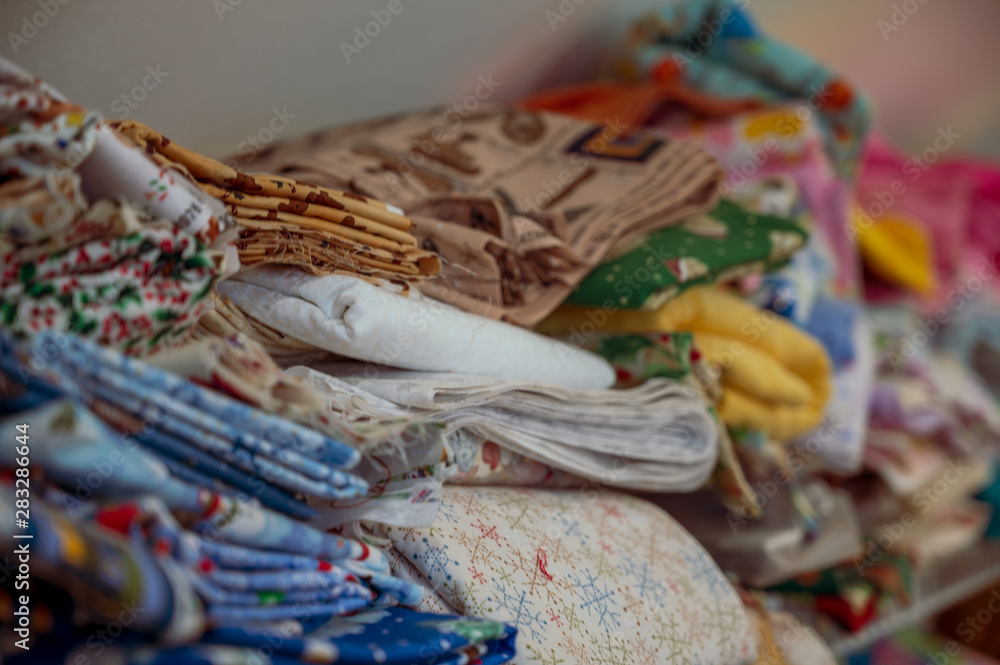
[4, 0, 999, 160]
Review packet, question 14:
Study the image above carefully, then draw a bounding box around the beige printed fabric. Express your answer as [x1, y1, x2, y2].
[244, 106, 722, 326]
[108, 119, 440, 287]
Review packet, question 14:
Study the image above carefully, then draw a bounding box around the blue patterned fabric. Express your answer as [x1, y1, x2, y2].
[620, 0, 872, 179]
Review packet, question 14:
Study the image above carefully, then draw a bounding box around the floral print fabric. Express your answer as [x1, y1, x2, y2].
[1, 215, 222, 355]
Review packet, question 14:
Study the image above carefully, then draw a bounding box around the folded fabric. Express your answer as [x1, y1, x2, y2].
[541, 285, 833, 440]
[29, 332, 366, 499]
[853, 206, 937, 297]
[445, 429, 584, 488]
[1, 337, 418, 586]
[1, 214, 222, 355]
[652, 480, 863, 588]
[0, 492, 205, 645]
[289, 363, 719, 492]
[519, 78, 761, 127]
[0, 57, 235, 250]
[869, 323, 1000, 459]
[0, 168, 88, 252]
[857, 134, 1000, 305]
[220, 266, 615, 389]
[368, 486, 757, 665]
[1, 490, 515, 663]
[243, 105, 723, 327]
[143, 332, 326, 414]
[802, 294, 859, 369]
[110, 119, 440, 287]
[793, 313, 874, 475]
[0, 57, 102, 177]
[617, 0, 872, 180]
[732, 176, 833, 325]
[941, 294, 1000, 395]
[573, 331, 760, 516]
[649, 102, 854, 295]
[77, 125, 238, 246]
[194, 288, 331, 363]
[565, 197, 807, 310]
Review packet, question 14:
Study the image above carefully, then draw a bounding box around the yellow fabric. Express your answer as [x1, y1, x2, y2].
[853, 208, 936, 294]
[539, 286, 832, 440]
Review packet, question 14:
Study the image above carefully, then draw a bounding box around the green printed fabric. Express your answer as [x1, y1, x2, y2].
[565, 198, 808, 309]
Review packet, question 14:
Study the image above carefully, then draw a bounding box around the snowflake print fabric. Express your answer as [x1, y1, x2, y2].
[368, 486, 757, 665]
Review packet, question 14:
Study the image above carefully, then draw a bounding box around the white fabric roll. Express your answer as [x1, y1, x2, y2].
[218, 267, 615, 390]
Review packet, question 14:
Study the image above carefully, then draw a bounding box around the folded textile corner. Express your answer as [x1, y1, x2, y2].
[540, 285, 833, 440]
[220, 266, 616, 389]
[565, 198, 808, 311]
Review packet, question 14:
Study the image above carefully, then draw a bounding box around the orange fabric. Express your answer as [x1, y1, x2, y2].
[519, 80, 760, 127]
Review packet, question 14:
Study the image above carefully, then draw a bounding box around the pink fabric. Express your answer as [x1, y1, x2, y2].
[648, 104, 858, 294]
[858, 134, 1000, 306]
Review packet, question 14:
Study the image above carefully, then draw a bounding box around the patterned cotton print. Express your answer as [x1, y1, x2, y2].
[566, 198, 807, 310]
[369, 485, 757, 665]
[1, 218, 222, 355]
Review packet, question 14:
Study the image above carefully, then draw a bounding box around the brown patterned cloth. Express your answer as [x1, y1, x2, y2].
[243, 106, 722, 327]
[108, 119, 440, 287]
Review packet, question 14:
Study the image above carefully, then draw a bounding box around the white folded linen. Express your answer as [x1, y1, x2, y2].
[217, 267, 615, 390]
[286, 363, 720, 492]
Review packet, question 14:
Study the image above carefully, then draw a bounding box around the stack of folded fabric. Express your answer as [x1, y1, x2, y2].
[111, 119, 441, 289]
[0, 488, 518, 664]
[246, 104, 723, 327]
[218, 266, 616, 388]
[0, 332, 521, 663]
[0, 59, 228, 355]
[289, 361, 719, 493]
[11, 0, 1000, 661]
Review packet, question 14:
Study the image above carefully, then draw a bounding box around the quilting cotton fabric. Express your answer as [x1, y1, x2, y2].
[565, 198, 807, 310]
[857, 134, 1000, 307]
[572, 331, 760, 516]
[219, 266, 615, 390]
[1, 214, 223, 356]
[618, 0, 872, 181]
[77, 125, 238, 246]
[243, 105, 723, 327]
[540, 285, 834, 441]
[288, 363, 719, 493]
[110, 119, 440, 287]
[0, 56, 103, 177]
[367, 485, 757, 665]
[649, 103, 854, 295]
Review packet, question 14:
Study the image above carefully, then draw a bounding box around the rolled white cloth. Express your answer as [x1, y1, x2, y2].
[218, 266, 615, 390]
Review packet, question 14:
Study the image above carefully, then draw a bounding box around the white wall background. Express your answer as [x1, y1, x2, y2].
[3, 0, 1000, 160]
